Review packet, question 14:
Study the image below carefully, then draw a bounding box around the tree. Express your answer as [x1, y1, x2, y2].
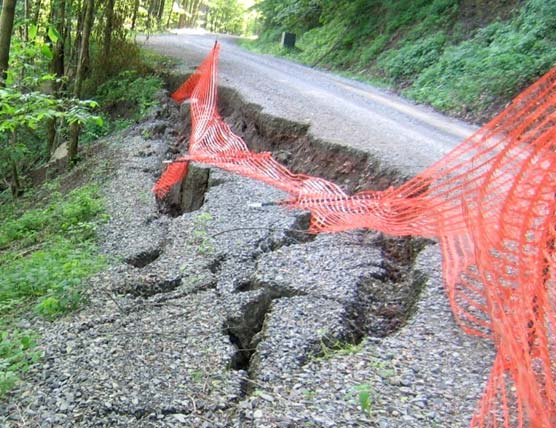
[205, 0, 244, 34]
[68, 0, 95, 164]
[254, 0, 324, 33]
[46, 0, 67, 158]
[101, 0, 115, 71]
[0, 0, 18, 195]
[131, 0, 140, 29]
[0, 0, 18, 85]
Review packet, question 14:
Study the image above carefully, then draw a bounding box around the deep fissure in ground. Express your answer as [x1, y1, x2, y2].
[153, 81, 431, 391]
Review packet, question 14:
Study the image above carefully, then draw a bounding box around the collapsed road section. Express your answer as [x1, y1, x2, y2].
[1, 79, 492, 428]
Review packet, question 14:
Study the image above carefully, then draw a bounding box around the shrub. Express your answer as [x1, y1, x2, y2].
[376, 33, 447, 81]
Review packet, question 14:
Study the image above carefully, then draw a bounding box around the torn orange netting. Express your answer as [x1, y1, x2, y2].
[154, 42, 556, 427]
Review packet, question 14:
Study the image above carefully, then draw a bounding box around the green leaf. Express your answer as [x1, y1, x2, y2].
[5, 70, 14, 86]
[40, 73, 56, 82]
[20, 336, 32, 349]
[41, 45, 53, 60]
[29, 24, 38, 40]
[47, 26, 60, 44]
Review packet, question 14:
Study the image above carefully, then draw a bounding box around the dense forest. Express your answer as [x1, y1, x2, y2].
[248, 0, 556, 122]
[0, 0, 252, 198]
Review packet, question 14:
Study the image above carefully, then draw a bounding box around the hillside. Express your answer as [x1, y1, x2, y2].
[246, 0, 556, 123]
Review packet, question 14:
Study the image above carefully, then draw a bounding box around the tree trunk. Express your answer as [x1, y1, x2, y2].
[191, 0, 201, 26]
[23, 0, 30, 40]
[102, 0, 115, 61]
[131, 0, 139, 30]
[157, 0, 165, 26]
[46, 119, 57, 158]
[178, 0, 188, 28]
[0, 0, 17, 85]
[81, 0, 95, 78]
[72, 0, 84, 73]
[166, 7, 172, 27]
[145, 2, 151, 32]
[68, 0, 94, 164]
[186, 0, 194, 26]
[64, 9, 73, 75]
[9, 132, 20, 197]
[49, 0, 66, 79]
[148, 0, 158, 16]
[46, 0, 67, 158]
[32, 0, 42, 25]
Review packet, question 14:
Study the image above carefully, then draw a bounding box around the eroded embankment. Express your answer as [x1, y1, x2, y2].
[1, 83, 492, 428]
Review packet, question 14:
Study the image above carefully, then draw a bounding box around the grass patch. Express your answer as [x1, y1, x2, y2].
[0, 330, 41, 396]
[0, 183, 108, 397]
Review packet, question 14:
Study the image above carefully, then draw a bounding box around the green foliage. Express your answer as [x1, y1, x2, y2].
[318, 338, 363, 360]
[0, 185, 105, 249]
[0, 22, 103, 192]
[82, 70, 163, 140]
[354, 383, 373, 415]
[312, 329, 364, 361]
[251, 0, 555, 120]
[96, 70, 162, 117]
[406, 0, 556, 116]
[0, 88, 102, 135]
[255, 0, 322, 33]
[0, 329, 41, 397]
[375, 33, 447, 81]
[5, 23, 52, 89]
[206, 0, 246, 34]
[0, 184, 107, 395]
[190, 212, 215, 255]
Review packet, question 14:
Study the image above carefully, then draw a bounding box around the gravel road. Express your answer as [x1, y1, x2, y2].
[1, 33, 495, 428]
[141, 29, 477, 176]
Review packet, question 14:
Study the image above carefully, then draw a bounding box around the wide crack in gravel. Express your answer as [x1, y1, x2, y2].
[1, 87, 493, 428]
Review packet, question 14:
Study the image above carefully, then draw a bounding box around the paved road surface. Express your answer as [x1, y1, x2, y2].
[141, 30, 477, 177]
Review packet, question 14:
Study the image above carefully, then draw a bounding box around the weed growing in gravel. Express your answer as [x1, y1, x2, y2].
[190, 213, 215, 255]
[189, 369, 204, 384]
[354, 383, 373, 415]
[315, 330, 364, 360]
[344, 383, 374, 416]
[303, 389, 316, 401]
[371, 358, 396, 379]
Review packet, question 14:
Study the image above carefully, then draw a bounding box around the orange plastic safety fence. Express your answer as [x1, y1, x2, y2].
[153, 161, 188, 199]
[153, 42, 556, 427]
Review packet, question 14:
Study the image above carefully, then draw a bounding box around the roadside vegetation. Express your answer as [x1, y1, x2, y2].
[0, 0, 185, 398]
[0, 0, 257, 397]
[245, 0, 556, 123]
[0, 181, 107, 396]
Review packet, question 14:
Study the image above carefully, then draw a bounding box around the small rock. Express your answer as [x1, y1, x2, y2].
[173, 413, 188, 423]
[260, 393, 274, 402]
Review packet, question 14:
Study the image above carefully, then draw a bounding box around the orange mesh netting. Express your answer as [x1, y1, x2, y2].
[153, 42, 556, 427]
